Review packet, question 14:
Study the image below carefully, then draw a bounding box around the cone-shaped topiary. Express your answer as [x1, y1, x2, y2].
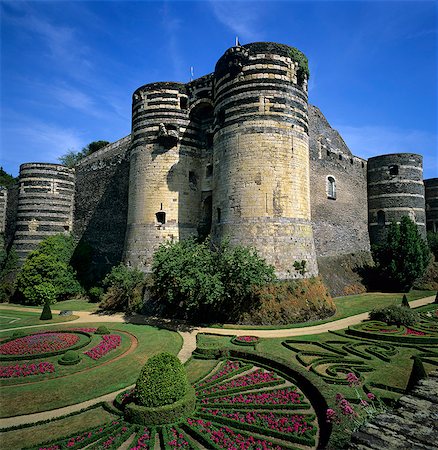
[40, 302, 52, 320]
[401, 294, 410, 308]
[135, 352, 188, 407]
[406, 356, 427, 392]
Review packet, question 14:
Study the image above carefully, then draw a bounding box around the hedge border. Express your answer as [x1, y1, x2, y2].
[194, 359, 253, 390]
[230, 336, 259, 346]
[346, 326, 438, 344]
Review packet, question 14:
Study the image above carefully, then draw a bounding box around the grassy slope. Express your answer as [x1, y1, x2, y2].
[0, 322, 182, 417]
[0, 309, 78, 330]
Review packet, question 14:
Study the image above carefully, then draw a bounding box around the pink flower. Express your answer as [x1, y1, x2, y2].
[326, 408, 336, 423]
[366, 392, 375, 400]
[346, 372, 360, 386]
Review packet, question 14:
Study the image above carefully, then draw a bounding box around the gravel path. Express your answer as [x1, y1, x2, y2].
[0, 294, 435, 429]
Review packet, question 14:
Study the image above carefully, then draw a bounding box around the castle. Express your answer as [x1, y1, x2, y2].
[1, 42, 437, 292]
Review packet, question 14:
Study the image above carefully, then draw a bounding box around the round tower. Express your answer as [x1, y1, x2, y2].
[425, 178, 438, 233]
[124, 82, 200, 270]
[211, 42, 318, 278]
[13, 163, 75, 263]
[367, 153, 426, 246]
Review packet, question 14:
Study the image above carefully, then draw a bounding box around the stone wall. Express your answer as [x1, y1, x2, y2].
[368, 153, 426, 246]
[308, 105, 370, 257]
[4, 184, 18, 248]
[425, 178, 438, 233]
[12, 163, 75, 263]
[0, 187, 7, 233]
[73, 136, 131, 279]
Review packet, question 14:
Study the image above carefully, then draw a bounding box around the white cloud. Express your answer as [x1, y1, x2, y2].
[208, 1, 263, 43]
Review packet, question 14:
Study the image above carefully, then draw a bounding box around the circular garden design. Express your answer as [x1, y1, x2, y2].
[28, 358, 319, 450]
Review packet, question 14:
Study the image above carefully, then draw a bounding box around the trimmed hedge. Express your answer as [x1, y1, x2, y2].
[125, 386, 196, 426]
[369, 305, 419, 326]
[40, 302, 52, 320]
[194, 360, 253, 390]
[95, 325, 110, 335]
[136, 352, 189, 407]
[58, 350, 81, 365]
[346, 326, 438, 344]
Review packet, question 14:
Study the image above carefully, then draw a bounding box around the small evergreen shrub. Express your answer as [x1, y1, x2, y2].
[95, 325, 110, 335]
[12, 330, 26, 339]
[40, 302, 52, 320]
[59, 350, 81, 365]
[406, 356, 427, 392]
[135, 353, 188, 407]
[369, 305, 419, 327]
[401, 294, 410, 308]
[88, 286, 103, 303]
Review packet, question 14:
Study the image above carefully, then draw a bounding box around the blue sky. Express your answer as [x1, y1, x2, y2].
[1, 0, 437, 179]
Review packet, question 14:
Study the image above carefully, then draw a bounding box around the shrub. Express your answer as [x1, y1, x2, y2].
[401, 294, 410, 308]
[99, 264, 145, 312]
[95, 325, 110, 335]
[40, 302, 53, 320]
[0, 244, 18, 303]
[15, 234, 82, 305]
[135, 353, 188, 407]
[59, 350, 81, 365]
[369, 305, 419, 327]
[151, 238, 276, 321]
[372, 216, 430, 292]
[406, 356, 427, 392]
[88, 286, 103, 303]
[12, 330, 26, 339]
[427, 231, 438, 260]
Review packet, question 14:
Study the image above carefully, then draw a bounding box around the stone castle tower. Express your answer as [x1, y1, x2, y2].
[2, 42, 434, 290]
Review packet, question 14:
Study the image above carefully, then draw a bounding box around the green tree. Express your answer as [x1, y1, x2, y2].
[0, 167, 17, 188]
[58, 140, 109, 168]
[152, 238, 276, 321]
[372, 216, 430, 291]
[15, 234, 82, 305]
[427, 231, 438, 260]
[0, 239, 18, 302]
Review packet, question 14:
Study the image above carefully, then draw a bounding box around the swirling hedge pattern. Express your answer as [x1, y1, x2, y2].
[30, 359, 318, 449]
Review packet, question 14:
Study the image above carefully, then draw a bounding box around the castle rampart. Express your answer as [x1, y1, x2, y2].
[0, 187, 7, 233]
[425, 178, 438, 233]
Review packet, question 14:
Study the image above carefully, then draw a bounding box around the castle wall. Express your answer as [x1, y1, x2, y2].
[368, 153, 426, 246]
[0, 187, 7, 233]
[4, 184, 18, 248]
[425, 178, 438, 233]
[73, 136, 131, 278]
[13, 163, 75, 262]
[308, 105, 370, 257]
[212, 42, 318, 278]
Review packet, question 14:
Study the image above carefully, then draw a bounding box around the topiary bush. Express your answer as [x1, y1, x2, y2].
[58, 350, 81, 365]
[406, 356, 427, 392]
[369, 305, 419, 327]
[95, 325, 110, 335]
[12, 330, 26, 339]
[40, 302, 52, 320]
[135, 353, 188, 408]
[401, 294, 410, 308]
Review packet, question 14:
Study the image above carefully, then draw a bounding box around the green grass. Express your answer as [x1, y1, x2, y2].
[0, 308, 78, 331]
[0, 405, 118, 449]
[185, 358, 219, 384]
[53, 298, 100, 312]
[209, 290, 435, 330]
[0, 322, 182, 417]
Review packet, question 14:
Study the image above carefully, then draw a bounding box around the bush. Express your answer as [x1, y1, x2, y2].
[0, 243, 18, 303]
[95, 325, 110, 335]
[135, 353, 188, 408]
[427, 231, 438, 260]
[88, 286, 103, 303]
[372, 216, 430, 291]
[99, 264, 145, 313]
[406, 356, 427, 392]
[12, 330, 26, 339]
[369, 305, 419, 327]
[59, 350, 81, 365]
[40, 302, 52, 320]
[15, 234, 82, 305]
[151, 238, 276, 321]
[401, 294, 410, 308]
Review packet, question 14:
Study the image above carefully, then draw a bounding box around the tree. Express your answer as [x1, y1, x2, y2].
[0, 167, 17, 188]
[427, 231, 438, 260]
[15, 234, 82, 305]
[151, 238, 276, 321]
[406, 356, 427, 392]
[372, 216, 430, 291]
[58, 141, 109, 168]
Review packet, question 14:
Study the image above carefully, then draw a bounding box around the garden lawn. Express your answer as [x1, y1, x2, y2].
[0, 405, 118, 449]
[185, 358, 219, 384]
[212, 290, 434, 329]
[0, 308, 78, 331]
[0, 322, 182, 417]
[52, 297, 100, 312]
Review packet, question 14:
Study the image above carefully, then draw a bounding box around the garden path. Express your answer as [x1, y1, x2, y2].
[0, 294, 435, 429]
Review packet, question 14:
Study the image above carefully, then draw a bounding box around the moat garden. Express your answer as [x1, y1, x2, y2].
[0, 291, 437, 450]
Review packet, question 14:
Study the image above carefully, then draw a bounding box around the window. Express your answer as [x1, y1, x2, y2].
[217, 208, 221, 223]
[327, 176, 336, 200]
[389, 165, 399, 176]
[339, 154, 342, 161]
[156, 211, 166, 224]
[377, 210, 385, 226]
[189, 171, 197, 187]
[206, 164, 213, 178]
[180, 97, 188, 110]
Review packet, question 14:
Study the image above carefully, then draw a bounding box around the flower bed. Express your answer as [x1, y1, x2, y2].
[231, 336, 259, 346]
[0, 333, 79, 356]
[184, 418, 289, 449]
[197, 369, 283, 398]
[84, 334, 122, 360]
[198, 409, 316, 446]
[130, 427, 155, 450]
[0, 361, 55, 378]
[88, 423, 134, 449]
[199, 387, 308, 409]
[196, 360, 252, 389]
[163, 426, 194, 449]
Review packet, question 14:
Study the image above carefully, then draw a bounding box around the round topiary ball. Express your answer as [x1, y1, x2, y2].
[58, 350, 81, 365]
[95, 325, 110, 335]
[135, 352, 188, 407]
